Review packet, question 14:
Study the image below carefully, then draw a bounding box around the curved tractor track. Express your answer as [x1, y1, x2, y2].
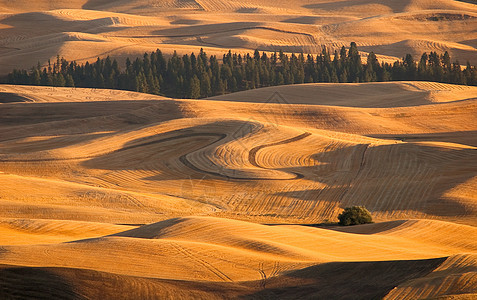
[1, 131, 312, 181]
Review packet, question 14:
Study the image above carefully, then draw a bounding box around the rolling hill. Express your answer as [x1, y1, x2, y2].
[0, 0, 476, 74]
[0, 82, 476, 298]
[1, 0, 477, 297]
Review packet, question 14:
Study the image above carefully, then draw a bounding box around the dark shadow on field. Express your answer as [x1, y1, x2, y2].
[82, 0, 113, 10]
[303, 0, 411, 13]
[0, 265, 79, 300]
[82, 120, 264, 180]
[265, 221, 408, 235]
[3, 106, 475, 219]
[236, 7, 260, 13]
[1, 100, 158, 126]
[0, 264, 249, 299]
[152, 22, 260, 37]
[0, 12, 129, 37]
[0, 92, 32, 103]
[282, 16, 322, 25]
[151, 22, 259, 50]
[0, 100, 182, 141]
[273, 142, 477, 217]
[282, 15, 354, 25]
[151, 22, 313, 52]
[0, 11, 129, 73]
[455, 0, 477, 5]
[207, 83, 435, 108]
[80, 117, 477, 218]
[240, 257, 446, 299]
[4, 97, 473, 219]
[368, 130, 477, 147]
[170, 19, 201, 25]
[0, 257, 447, 299]
[0, 132, 113, 157]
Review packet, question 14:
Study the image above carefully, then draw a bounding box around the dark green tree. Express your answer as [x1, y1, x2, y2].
[200, 72, 212, 97]
[189, 75, 201, 99]
[338, 206, 373, 226]
[65, 74, 75, 87]
[5, 44, 475, 98]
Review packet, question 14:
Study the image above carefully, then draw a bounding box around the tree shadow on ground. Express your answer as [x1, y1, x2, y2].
[273, 142, 477, 217]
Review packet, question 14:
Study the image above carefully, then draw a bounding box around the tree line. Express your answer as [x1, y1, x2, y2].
[5, 42, 477, 99]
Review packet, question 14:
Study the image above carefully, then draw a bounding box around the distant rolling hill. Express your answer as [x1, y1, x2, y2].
[0, 0, 476, 74]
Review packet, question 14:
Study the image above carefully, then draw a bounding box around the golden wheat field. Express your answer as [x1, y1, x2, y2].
[0, 0, 477, 73]
[0, 0, 477, 299]
[0, 82, 476, 298]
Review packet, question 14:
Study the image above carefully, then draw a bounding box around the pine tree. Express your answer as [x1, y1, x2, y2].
[348, 42, 362, 82]
[275, 72, 285, 85]
[31, 68, 41, 85]
[189, 75, 201, 99]
[65, 74, 75, 87]
[428, 52, 443, 82]
[331, 70, 339, 83]
[418, 53, 429, 80]
[135, 72, 148, 93]
[339, 69, 348, 83]
[5, 45, 477, 98]
[403, 54, 416, 80]
[200, 72, 212, 97]
[254, 49, 260, 61]
[216, 78, 225, 95]
[146, 70, 160, 94]
[54, 73, 66, 87]
[450, 61, 465, 84]
[364, 52, 378, 82]
[47, 73, 54, 86]
[340, 46, 347, 63]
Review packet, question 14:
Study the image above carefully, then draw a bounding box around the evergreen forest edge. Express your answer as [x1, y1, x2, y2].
[6, 42, 477, 99]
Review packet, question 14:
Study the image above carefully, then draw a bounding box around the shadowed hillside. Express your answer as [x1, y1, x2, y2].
[1, 84, 476, 225]
[0, 83, 476, 298]
[1, 0, 477, 297]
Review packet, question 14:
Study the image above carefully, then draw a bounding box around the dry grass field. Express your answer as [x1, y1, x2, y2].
[0, 0, 476, 74]
[1, 0, 477, 299]
[0, 82, 476, 298]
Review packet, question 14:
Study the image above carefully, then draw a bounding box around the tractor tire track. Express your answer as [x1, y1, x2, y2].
[2, 131, 311, 181]
[170, 241, 233, 282]
[248, 132, 311, 180]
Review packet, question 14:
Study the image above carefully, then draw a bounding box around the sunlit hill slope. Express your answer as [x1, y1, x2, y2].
[0, 81, 476, 298]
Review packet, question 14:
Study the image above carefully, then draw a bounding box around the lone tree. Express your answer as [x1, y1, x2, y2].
[338, 206, 373, 226]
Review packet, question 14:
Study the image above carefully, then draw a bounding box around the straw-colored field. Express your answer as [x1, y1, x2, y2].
[0, 0, 476, 74]
[1, 0, 477, 298]
[0, 82, 476, 298]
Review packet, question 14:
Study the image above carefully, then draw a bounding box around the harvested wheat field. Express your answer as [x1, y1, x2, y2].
[0, 82, 476, 299]
[0, 0, 477, 73]
[1, 0, 477, 299]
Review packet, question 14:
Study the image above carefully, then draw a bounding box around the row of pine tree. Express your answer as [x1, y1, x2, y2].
[6, 43, 477, 99]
